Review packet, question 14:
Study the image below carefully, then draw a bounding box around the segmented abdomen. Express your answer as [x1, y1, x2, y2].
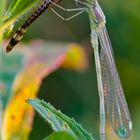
[6, 0, 59, 52]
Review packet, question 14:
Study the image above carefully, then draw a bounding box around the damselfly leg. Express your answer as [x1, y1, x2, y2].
[50, 1, 86, 21]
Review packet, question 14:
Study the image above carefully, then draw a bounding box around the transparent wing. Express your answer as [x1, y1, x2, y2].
[98, 26, 132, 139]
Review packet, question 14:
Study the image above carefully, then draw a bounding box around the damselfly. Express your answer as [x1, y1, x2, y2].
[50, 0, 132, 139]
[6, 0, 61, 53]
[84, 1, 132, 139]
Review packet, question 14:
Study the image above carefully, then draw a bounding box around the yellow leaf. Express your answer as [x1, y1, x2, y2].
[1, 41, 88, 140]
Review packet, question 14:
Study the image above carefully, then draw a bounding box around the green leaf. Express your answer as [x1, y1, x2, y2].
[27, 99, 94, 140]
[4, 0, 38, 21]
[0, 0, 6, 18]
[6, 0, 38, 17]
[43, 131, 78, 140]
[0, 0, 6, 41]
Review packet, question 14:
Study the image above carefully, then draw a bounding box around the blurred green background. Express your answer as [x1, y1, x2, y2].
[2, 0, 140, 140]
